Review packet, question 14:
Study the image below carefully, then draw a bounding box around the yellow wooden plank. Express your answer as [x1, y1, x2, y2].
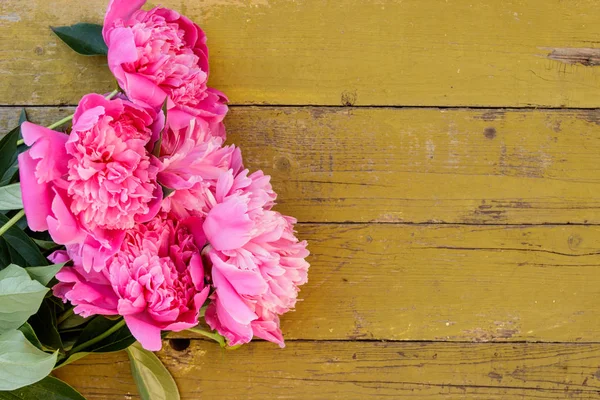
[3, 0, 600, 106]
[54, 341, 600, 399]
[258, 223, 600, 342]
[3, 106, 600, 224]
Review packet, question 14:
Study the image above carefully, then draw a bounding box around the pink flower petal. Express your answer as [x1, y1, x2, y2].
[18, 152, 53, 232]
[103, 0, 147, 43]
[203, 196, 253, 251]
[124, 314, 163, 351]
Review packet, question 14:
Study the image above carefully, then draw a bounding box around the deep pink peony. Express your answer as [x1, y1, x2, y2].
[196, 161, 309, 347]
[19, 93, 163, 271]
[103, 0, 228, 135]
[53, 213, 210, 351]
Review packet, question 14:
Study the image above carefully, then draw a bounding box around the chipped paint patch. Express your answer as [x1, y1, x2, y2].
[0, 13, 21, 22]
[543, 47, 600, 66]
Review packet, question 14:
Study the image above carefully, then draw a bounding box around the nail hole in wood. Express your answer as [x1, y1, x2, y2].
[169, 338, 190, 351]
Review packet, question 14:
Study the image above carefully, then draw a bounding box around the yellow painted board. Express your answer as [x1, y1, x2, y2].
[54, 341, 600, 399]
[3, 106, 600, 224]
[3, 0, 600, 106]
[238, 223, 600, 342]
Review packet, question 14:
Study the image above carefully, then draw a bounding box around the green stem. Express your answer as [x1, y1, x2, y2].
[104, 89, 119, 100]
[0, 209, 24, 237]
[56, 308, 74, 325]
[70, 318, 126, 354]
[46, 114, 74, 131]
[187, 327, 226, 347]
[16, 89, 120, 146]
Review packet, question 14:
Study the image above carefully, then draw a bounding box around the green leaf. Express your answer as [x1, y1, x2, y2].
[1, 110, 30, 186]
[0, 375, 84, 400]
[18, 110, 27, 126]
[0, 214, 48, 266]
[0, 265, 48, 334]
[0, 240, 11, 269]
[126, 342, 180, 400]
[58, 313, 88, 331]
[0, 330, 57, 391]
[0, 184, 22, 211]
[0, 127, 20, 186]
[74, 317, 135, 353]
[18, 322, 43, 350]
[32, 239, 59, 251]
[51, 23, 108, 56]
[28, 299, 62, 351]
[57, 317, 135, 368]
[25, 263, 65, 286]
[5, 245, 26, 271]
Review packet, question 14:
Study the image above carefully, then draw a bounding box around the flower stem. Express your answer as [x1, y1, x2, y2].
[70, 318, 126, 354]
[46, 114, 74, 131]
[16, 89, 120, 146]
[186, 326, 241, 349]
[104, 89, 119, 100]
[0, 209, 25, 237]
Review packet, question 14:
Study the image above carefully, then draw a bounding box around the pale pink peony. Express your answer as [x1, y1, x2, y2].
[197, 163, 309, 347]
[157, 115, 239, 219]
[53, 213, 210, 351]
[19, 93, 163, 271]
[103, 0, 227, 135]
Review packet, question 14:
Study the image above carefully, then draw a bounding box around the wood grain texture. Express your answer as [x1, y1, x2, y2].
[53, 341, 600, 399]
[213, 223, 600, 342]
[3, 106, 600, 224]
[3, 0, 600, 107]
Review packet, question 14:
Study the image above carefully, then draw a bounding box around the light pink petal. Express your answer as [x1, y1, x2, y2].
[203, 196, 253, 251]
[48, 250, 70, 264]
[211, 253, 268, 296]
[72, 94, 124, 131]
[123, 72, 167, 110]
[47, 189, 86, 245]
[252, 318, 285, 348]
[205, 301, 253, 346]
[18, 152, 53, 232]
[103, 0, 147, 43]
[124, 314, 163, 351]
[21, 122, 67, 148]
[134, 184, 163, 224]
[211, 266, 257, 325]
[189, 253, 205, 291]
[106, 28, 139, 89]
[165, 108, 194, 132]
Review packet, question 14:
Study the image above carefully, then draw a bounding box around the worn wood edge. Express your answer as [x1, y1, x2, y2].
[4, 0, 600, 107]
[3, 106, 600, 224]
[53, 340, 600, 399]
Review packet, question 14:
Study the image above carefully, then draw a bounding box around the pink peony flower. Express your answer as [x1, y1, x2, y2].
[103, 0, 228, 135]
[157, 115, 238, 219]
[53, 213, 210, 351]
[19, 93, 163, 271]
[196, 163, 309, 347]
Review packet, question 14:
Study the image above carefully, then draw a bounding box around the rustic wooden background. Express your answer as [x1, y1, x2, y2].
[2, 0, 600, 398]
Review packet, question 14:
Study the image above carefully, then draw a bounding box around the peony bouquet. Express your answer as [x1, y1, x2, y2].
[0, 0, 309, 398]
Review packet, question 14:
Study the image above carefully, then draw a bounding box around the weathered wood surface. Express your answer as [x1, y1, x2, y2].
[3, 0, 600, 107]
[4, 106, 600, 224]
[179, 223, 600, 342]
[53, 341, 600, 399]
[3, 0, 600, 398]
